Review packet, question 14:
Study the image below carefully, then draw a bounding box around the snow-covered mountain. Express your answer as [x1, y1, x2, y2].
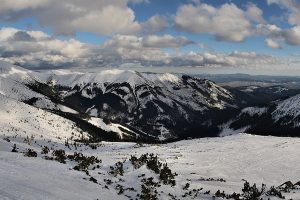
[1, 60, 300, 141]
[228, 93, 300, 137]
[1, 61, 300, 199]
[272, 94, 300, 126]
[33, 69, 237, 140]
[0, 61, 240, 141]
[0, 61, 155, 142]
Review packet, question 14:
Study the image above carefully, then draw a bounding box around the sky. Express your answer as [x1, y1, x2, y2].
[1, 0, 300, 75]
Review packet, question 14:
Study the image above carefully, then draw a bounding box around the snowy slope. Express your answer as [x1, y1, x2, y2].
[0, 61, 69, 111]
[1, 134, 299, 200]
[0, 94, 87, 142]
[241, 107, 267, 117]
[0, 61, 147, 141]
[272, 94, 300, 126]
[0, 61, 237, 140]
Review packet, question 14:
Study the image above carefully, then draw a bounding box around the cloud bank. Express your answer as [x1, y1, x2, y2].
[0, 27, 280, 70]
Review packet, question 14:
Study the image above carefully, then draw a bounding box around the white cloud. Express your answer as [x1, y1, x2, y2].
[66, 6, 140, 35]
[0, 0, 148, 35]
[266, 0, 300, 27]
[283, 26, 300, 45]
[141, 15, 169, 34]
[256, 24, 282, 36]
[245, 3, 265, 23]
[256, 22, 300, 47]
[174, 2, 295, 46]
[0, 27, 282, 70]
[179, 51, 278, 67]
[100, 34, 192, 62]
[174, 3, 257, 42]
[142, 35, 193, 48]
[0, 27, 89, 68]
[264, 0, 300, 46]
[0, 0, 49, 12]
[0, 28, 191, 68]
[265, 38, 282, 49]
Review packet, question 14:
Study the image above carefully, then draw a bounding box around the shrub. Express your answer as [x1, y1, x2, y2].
[89, 177, 98, 184]
[266, 186, 284, 199]
[278, 181, 295, 192]
[183, 183, 190, 190]
[41, 146, 50, 154]
[24, 149, 37, 157]
[69, 152, 101, 171]
[242, 181, 265, 200]
[159, 164, 176, 186]
[52, 149, 67, 164]
[115, 184, 125, 195]
[109, 161, 124, 176]
[130, 154, 177, 186]
[139, 177, 159, 200]
[147, 155, 161, 174]
[11, 144, 18, 152]
[3, 137, 10, 142]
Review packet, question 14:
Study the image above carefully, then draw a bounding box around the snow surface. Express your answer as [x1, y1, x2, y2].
[0, 94, 87, 142]
[1, 133, 300, 200]
[241, 107, 267, 117]
[87, 117, 135, 139]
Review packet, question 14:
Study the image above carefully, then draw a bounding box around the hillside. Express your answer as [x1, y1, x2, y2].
[1, 133, 300, 199]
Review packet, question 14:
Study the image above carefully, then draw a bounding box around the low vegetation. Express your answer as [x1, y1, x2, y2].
[4, 135, 300, 200]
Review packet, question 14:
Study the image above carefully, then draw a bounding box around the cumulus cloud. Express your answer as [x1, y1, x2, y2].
[265, 38, 282, 49]
[0, 0, 156, 35]
[174, 2, 264, 42]
[98, 34, 193, 65]
[100, 35, 169, 63]
[245, 3, 265, 23]
[142, 35, 193, 48]
[0, 27, 280, 70]
[283, 26, 300, 45]
[173, 1, 300, 47]
[265, 0, 300, 46]
[0, 28, 194, 68]
[141, 15, 169, 34]
[0, 27, 89, 68]
[256, 22, 300, 47]
[174, 51, 278, 67]
[0, 0, 49, 13]
[267, 0, 300, 25]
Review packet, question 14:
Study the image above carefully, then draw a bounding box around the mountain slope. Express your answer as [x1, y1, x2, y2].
[0, 61, 155, 142]
[228, 94, 300, 137]
[1, 133, 300, 200]
[0, 94, 87, 141]
[2, 60, 300, 140]
[31, 69, 237, 140]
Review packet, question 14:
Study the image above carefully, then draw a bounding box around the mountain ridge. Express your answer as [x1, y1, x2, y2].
[1, 60, 300, 141]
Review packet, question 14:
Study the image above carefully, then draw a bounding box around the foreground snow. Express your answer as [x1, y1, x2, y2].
[1, 133, 299, 200]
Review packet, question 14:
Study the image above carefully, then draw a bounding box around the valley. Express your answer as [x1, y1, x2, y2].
[1, 61, 300, 199]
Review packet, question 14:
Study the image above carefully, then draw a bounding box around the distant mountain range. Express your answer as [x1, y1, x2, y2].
[196, 73, 300, 88]
[1, 60, 300, 142]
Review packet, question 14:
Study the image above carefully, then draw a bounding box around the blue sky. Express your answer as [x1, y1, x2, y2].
[0, 0, 300, 75]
